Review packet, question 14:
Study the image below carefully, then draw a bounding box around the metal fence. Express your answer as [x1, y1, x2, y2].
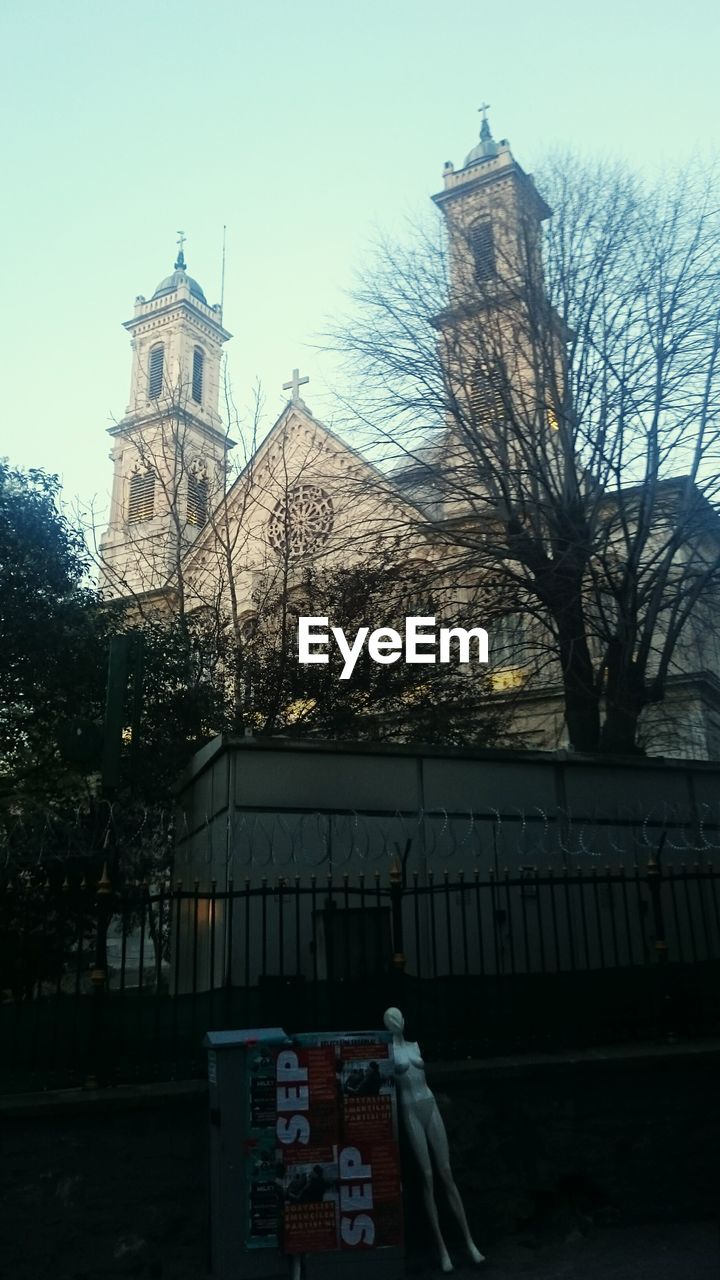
[2, 856, 719, 1093]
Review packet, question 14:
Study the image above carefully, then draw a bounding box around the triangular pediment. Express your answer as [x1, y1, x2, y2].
[179, 400, 429, 596]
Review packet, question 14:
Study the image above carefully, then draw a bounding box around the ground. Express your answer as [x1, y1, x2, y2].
[408, 1222, 719, 1279]
[3, 1060, 719, 1280]
[8, 1221, 717, 1279]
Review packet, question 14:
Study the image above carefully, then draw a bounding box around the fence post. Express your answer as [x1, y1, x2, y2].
[389, 858, 406, 973]
[646, 853, 668, 964]
[85, 862, 112, 1089]
[388, 858, 407, 1024]
[646, 851, 674, 1041]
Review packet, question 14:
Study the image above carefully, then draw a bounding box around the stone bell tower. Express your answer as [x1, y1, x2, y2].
[99, 237, 232, 602]
[432, 106, 552, 304]
[430, 109, 565, 478]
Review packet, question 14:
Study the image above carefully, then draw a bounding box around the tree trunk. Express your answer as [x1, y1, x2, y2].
[548, 586, 599, 752]
[556, 620, 601, 751]
[599, 703, 645, 755]
[231, 641, 245, 734]
[600, 647, 647, 755]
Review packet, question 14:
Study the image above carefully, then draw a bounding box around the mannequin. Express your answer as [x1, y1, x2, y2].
[383, 1007, 485, 1273]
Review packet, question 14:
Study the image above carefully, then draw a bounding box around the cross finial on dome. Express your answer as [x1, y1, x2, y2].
[175, 230, 187, 271]
[478, 102, 492, 141]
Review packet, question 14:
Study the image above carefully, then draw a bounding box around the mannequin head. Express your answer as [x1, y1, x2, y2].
[383, 1006, 405, 1034]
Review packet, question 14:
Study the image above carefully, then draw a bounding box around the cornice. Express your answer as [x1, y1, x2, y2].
[123, 296, 232, 343]
[107, 409, 235, 450]
[432, 161, 552, 222]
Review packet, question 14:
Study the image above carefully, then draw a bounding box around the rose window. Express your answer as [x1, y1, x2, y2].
[267, 484, 334, 558]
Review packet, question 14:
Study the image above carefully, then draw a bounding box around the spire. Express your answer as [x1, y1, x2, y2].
[464, 103, 499, 167]
[174, 230, 187, 271]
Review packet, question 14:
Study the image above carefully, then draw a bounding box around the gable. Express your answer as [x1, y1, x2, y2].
[179, 403, 430, 609]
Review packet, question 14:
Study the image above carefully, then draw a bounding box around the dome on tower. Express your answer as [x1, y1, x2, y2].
[152, 242, 207, 304]
[464, 109, 499, 168]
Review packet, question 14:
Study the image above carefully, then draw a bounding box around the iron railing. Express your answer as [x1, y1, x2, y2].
[1, 857, 719, 1093]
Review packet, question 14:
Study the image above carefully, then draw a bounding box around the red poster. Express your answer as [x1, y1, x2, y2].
[339, 1042, 397, 1144]
[281, 1159, 340, 1254]
[273, 1036, 403, 1257]
[338, 1141, 403, 1251]
[275, 1044, 339, 1163]
[276, 1045, 341, 1253]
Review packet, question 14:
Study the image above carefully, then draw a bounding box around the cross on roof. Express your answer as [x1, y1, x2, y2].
[478, 102, 491, 120]
[283, 367, 310, 404]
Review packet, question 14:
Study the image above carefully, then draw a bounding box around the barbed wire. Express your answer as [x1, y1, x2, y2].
[4, 797, 720, 875]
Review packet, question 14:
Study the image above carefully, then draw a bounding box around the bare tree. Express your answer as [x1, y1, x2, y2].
[328, 151, 720, 755]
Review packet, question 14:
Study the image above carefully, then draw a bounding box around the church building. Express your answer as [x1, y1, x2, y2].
[98, 114, 720, 761]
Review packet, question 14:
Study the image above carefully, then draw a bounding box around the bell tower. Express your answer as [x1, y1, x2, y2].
[432, 106, 551, 306]
[99, 238, 232, 602]
[429, 110, 565, 493]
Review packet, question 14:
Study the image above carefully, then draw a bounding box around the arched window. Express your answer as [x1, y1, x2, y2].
[128, 470, 155, 523]
[470, 219, 495, 282]
[239, 614, 259, 645]
[148, 344, 164, 399]
[470, 361, 505, 426]
[192, 348, 204, 404]
[187, 470, 208, 526]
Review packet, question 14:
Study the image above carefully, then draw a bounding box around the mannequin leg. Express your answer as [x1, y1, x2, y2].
[289, 1255, 302, 1280]
[427, 1105, 485, 1265]
[403, 1107, 454, 1273]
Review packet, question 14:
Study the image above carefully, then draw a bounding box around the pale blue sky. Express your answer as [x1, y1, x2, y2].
[1, 0, 718, 515]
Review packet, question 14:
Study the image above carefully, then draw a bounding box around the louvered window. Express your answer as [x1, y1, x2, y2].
[148, 344, 164, 398]
[128, 471, 155, 523]
[470, 220, 495, 282]
[470, 362, 505, 425]
[187, 472, 208, 526]
[192, 348, 204, 404]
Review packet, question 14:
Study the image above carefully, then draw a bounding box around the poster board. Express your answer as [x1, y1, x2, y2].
[208, 1028, 404, 1260]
